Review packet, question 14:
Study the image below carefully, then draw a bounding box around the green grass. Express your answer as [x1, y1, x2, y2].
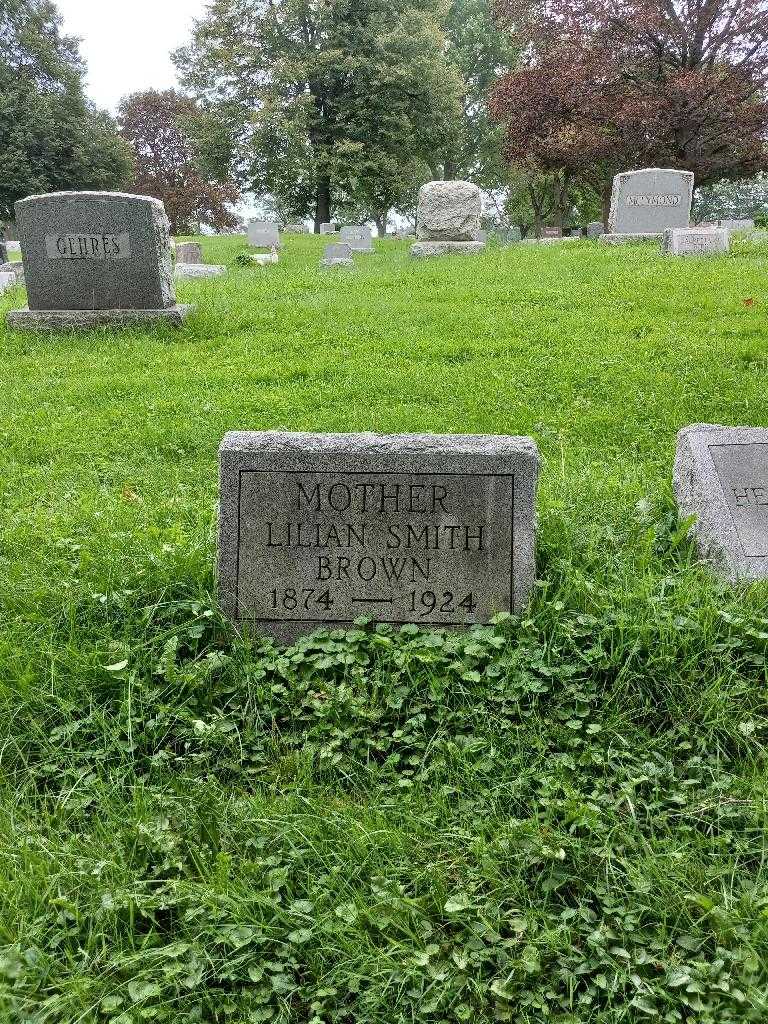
[1, 233, 768, 1022]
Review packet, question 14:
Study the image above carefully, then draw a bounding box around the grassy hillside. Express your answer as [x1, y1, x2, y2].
[1, 234, 767, 1022]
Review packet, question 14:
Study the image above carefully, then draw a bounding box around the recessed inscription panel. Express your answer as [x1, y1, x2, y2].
[235, 471, 514, 625]
[45, 232, 131, 260]
[626, 195, 681, 207]
[709, 443, 768, 557]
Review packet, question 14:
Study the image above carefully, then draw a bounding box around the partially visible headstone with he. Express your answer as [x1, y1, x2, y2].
[663, 227, 730, 256]
[411, 180, 485, 258]
[674, 424, 768, 582]
[587, 221, 605, 238]
[247, 220, 281, 248]
[6, 191, 194, 330]
[285, 223, 307, 234]
[320, 223, 337, 235]
[600, 168, 694, 244]
[218, 430, 540, 643]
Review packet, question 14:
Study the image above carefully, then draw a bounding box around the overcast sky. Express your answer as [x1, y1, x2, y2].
[57, 0, 209, 111]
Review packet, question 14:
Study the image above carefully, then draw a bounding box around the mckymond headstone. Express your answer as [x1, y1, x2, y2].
[601, 168, 694, 244]
[218, 431, 540, 642]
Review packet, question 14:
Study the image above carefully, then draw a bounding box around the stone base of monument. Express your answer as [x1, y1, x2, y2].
[599, 232, 663, 245]
[175, 263, 227, 278]
[410, 240, 485, 258]
[7, 305, 195, 331]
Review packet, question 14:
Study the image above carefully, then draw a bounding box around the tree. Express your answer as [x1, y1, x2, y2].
[117, 89, 241, 235]
[173, 0, 461, 231]
[491, 0, 768, 226]
[440, 0, 518, 185]
[0, 0, 132, 221]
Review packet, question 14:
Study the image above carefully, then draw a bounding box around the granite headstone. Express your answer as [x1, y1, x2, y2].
[602, 168, 694, 243]
[7, 191, 193, 330]
[320, 243, 353, 267]
[176, 242, 203, 264]
[339, 226, 374, 252]
[247, 221, 281, 248]
[663, 227, 730, 256]
[218, 431, 540, 642]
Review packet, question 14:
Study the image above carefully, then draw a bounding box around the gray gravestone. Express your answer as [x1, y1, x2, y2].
[285, 223, 307, 234]
[320, 243, 353, 268]
[176, 241, 203, 264]
[7, 191, 193, 330]
[218, 431, 540, 642]
[674, 424, 768, 582]
[587, 221, 604, 238]
[663, 227, 730, 256]
[339, 225, 374, 251]
[411, 181, 484, 259]
[320, 223, 337, 235]
[247, 220, 281, 248]
[602, 168, 694, 243]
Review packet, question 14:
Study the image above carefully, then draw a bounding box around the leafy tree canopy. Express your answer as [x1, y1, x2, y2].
[0, 0, 132, 221]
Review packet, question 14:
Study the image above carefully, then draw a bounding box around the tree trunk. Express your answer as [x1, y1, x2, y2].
[314, 177, 331, 233]
[374, 211, 388, 236]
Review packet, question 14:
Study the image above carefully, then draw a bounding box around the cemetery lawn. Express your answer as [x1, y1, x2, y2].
[2, 232, 768, 1023]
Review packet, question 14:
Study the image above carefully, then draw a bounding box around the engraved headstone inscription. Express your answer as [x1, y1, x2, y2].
[218, 431, 540, 642]
[6, 191, 194, 330]
[601, 168, 694, 244]
[674, 424, 768, 582]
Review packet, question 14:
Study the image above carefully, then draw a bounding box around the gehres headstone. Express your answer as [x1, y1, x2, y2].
[6, 191, 193, 330]
[674, 424, 768, 583]
[600, 168, 694, 244]
[218, 431, 540, 643]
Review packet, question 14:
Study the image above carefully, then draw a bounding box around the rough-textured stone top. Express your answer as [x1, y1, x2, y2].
[417, 180, 482, 242]
[608, 168, 694, 235]
[15, 190, 175, 311]
[218, 431, 540, 643]
[674, 424, 768, 582]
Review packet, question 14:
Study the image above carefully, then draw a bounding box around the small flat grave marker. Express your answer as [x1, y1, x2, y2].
[674, 424, 768, 581]
[218, 431, 540, 643]
[663, 227, 729, 256]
